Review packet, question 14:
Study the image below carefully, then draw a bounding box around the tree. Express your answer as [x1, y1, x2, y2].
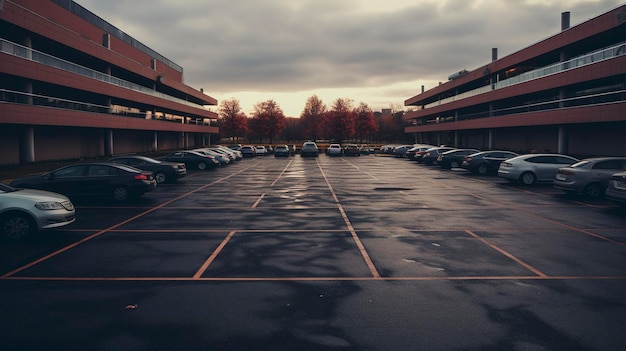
[323, 98, 355, 142]
[251, 99, 286, 144]
[354, 102, 379, 143]
[218, 98, 248, 143]
[300, 95, 326, 141]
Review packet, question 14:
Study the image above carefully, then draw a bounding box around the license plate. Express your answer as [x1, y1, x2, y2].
[556, 174, 567, 181]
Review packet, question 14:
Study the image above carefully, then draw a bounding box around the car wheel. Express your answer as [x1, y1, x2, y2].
[112, 186, 129, 202]
[197, 162, 207, 170]
[154, 172, 167, 184]
[477, 164, 489, 175]
[583, 183, 604, 199]
[520, 172, 536, 185]
[1, 212, 35, 240]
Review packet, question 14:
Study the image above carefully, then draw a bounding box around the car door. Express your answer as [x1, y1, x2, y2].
[591, 160, 626, 185]
[47, 165, 89, 196]
[529, 156, 557, 182]
[85, 164, 118, 197]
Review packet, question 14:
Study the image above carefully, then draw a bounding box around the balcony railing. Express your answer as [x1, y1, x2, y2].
[0, 89, 216, 126]
[422, 41, 626, 109]
[0, 38, 207, 110]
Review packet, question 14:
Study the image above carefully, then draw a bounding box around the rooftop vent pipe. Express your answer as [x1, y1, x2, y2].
[562, 12, 570, 31]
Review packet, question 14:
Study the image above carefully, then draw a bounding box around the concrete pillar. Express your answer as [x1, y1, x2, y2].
[558, 126, 568, 154]
[152, 131, 158, 151]
[104, 129, 114, 156]
[488, 129, 494, 149]
[19, 126, 35, 164]
[454, 131, 459, 147]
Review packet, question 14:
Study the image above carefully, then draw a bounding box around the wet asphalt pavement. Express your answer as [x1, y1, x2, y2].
[1, 154, 626, 350]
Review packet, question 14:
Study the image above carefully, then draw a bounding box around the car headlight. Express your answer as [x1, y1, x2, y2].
[35, 201, 66, 210]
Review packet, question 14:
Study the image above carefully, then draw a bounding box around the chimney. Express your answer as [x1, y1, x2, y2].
[561, 12, 570, 31]
[492, 48, 498, 62]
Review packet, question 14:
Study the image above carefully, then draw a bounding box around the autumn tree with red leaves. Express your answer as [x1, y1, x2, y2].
[354, 102, 378, 143]
[300, 95, 327, 141]
[218, 98, 248, 143]
[323, 98, 355, 142]
[251, 99, 286, 144]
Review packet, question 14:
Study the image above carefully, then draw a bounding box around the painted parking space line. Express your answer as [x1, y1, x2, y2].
[193, 230, 236, 279]
[465, 230, 547, 277]
[317, 159, 381, 279]
[1, 167, 253, 279]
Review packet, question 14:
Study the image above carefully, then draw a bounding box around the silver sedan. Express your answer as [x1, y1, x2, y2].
[498, 154, 579, 185]
[0, 183, 75, 240]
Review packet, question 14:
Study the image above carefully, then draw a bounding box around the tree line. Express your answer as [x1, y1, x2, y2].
[217, 95, 410, 145]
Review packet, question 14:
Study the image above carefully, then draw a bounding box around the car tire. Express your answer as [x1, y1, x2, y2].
[477, 164, 489, 175]
[1, 212, 35, 240]
[197, 162, 207, 170]
[112, 186, 129, 202]
[154, 172, 167, 184]
[520, 172, 536, 185]
[583, 183, 604, 199]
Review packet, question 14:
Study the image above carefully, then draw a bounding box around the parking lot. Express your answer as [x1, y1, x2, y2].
[2, 154, 626, 350]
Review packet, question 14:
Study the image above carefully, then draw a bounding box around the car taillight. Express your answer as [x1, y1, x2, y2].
[464, 156, 472, 161]
[558, 169, 575, 176]
[134, 174, 149, 180]
[501, 162, 512, 167]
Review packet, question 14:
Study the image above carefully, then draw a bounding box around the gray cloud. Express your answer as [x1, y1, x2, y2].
[76, 0, 623, 112]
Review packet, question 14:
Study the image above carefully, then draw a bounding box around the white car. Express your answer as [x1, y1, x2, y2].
[498, 154, 579, 185]
[0, 183, 75, 240]
[326, 144, 342, 156]
[255, 145, 268, 156]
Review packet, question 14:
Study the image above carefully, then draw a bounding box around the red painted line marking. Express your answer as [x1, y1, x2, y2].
[317, 160, 381, 278]
[193, 230, 236, 279]
[465, 230, 547, 277]
[1, 167, 252, 278]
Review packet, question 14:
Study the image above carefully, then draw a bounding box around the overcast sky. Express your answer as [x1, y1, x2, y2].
[75, 0, 624, 117]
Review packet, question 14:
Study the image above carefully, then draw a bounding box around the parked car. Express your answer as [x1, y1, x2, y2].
[358, 145, 375, 155]
[108, 155, 187, 184]
[326, 144, 343, 156]
[605, 171, 626, 206]
[10, 163, 157, 202]
[193, 148, 231, 165]
[240, 145, 257, 158]
[204, 146, 239, 161]
[437, 149, 480, 169]
[274, 145, 291, 157]
[216, 146, 243, 160]
[301, 142, 319, 157]
[497, 154, 579, 185]
[343, 144, 361, 156]
[0, 183, 75, 240]
[421, 147, 455, 165]
[255, 145, 268, 156]
[461, 150, 519, 174]
[392, 145, 415, 158]
[553, 157, 626, 198]
[378, 145, 398, 154]
[161, 150, 220, 170]
[406, 145, 435, 161]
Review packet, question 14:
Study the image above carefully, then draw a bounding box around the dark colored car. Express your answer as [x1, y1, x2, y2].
[274, 145, 291, 157]
[160, 151, 220, 170]
[301, 142, 319, 157]
[421, 147, 455, 165]
[343, 144, 361, 156]
[392, 145, 414, 158]
[10, 163, 156, 202]
[438, 149, 480, 169]
[108, 155, 187, 184]
[461, 150, 519, 174]
[240, 145, 257, 158]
